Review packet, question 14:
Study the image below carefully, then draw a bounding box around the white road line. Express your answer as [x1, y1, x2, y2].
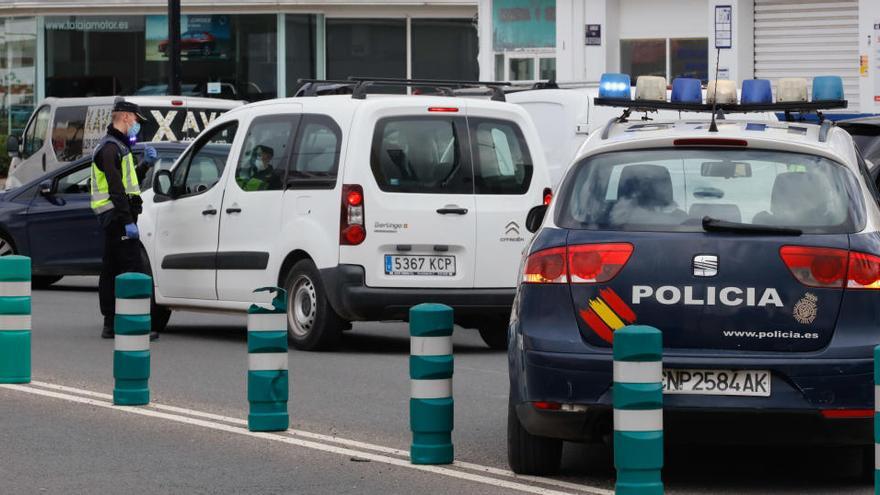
[3, 383, 584, 495]
[26, 380, 611, 495]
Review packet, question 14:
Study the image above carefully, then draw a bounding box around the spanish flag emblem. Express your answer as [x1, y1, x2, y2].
[579, 288, 636, 343]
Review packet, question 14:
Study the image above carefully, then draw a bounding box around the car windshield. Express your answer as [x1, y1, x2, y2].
[556, 148, 863, 234]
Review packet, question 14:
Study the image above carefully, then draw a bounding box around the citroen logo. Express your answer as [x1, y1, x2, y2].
[693, 254, 718, 277]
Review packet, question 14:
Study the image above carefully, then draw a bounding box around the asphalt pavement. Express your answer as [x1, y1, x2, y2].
[1, 276, 872, 494]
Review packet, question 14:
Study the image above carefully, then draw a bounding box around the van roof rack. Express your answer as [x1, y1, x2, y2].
[345, 77, 512, 102]
[295, 79, 356, 97]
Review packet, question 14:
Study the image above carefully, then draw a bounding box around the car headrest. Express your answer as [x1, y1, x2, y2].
[618, 164, 674, 208]
[771, 172, 826, 215]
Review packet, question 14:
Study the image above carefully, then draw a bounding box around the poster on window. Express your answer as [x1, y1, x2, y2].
[492, 0, 556, 51]
[145, 15, 231, 62]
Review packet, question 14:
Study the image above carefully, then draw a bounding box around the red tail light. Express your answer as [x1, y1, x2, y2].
[780, 246, 880, 290]
[531, 401, 562, 411]
[340, 184, 365, 246]
[428, 107, 459, 113]
[820, 409, 873, 419]
[522, 243, 633, 284]
[673, 138, 748, 147]
[543, 187, 553, 206]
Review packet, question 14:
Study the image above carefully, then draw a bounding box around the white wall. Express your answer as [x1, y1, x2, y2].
[617, 0, 708, 39]
[859, 0, 880, 113]
[707, 0, 753, 85]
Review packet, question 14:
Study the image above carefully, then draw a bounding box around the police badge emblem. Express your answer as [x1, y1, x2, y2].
[793, 293, 818, 324]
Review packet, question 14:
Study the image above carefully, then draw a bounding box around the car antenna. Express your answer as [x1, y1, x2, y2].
[709, 47, 721, 133]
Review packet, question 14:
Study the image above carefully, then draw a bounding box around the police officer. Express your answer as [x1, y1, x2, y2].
[91, 98, 159, 339]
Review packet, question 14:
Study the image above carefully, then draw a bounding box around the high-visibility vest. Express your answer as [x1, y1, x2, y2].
[90, 135, 140, 214]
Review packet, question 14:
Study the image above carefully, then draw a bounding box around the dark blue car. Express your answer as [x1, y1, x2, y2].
[0, 142, 187, 288]
[508, 118, 880, 475]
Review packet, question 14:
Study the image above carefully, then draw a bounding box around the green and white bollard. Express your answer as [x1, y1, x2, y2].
[613, 325, 664, 495]
[113, 272, 152, 406]
[247, 287, 289, 432]
[874, 345, 880, 494]
[409, 303, 454, 465]
[0, 255, 31, 384]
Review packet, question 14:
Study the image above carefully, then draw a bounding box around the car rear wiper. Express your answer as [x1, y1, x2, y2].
[701, 216, 802, 236]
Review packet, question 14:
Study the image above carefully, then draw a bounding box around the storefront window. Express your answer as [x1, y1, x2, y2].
[509, 58, 535, 81]
[285, 15, 318, 95]
[539, 57, 556, 80]
[0, 17, 37, 173]
[494, 54, 505, 81]
[326, 18, 405, 90]
[620, 39, 666, 82]
[671, 38, 708, 82]
[411, 19, 478, 81]
[45, 14, 277, 101]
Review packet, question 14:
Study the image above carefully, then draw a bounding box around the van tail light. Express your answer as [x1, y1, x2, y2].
[568, 243, 633, 283]
[543, 187, 553, 206]
[522, 243, 633, 284]
[340, 184, 366, 245]
[779, 246, 880, 289]
[820, 409, 873, 419]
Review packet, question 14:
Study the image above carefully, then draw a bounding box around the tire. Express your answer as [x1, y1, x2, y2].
[478, 318, 510, 350]
[32, 275, 63, 290]
[283, 259, 345, 351]
[507, 399, 563, 475]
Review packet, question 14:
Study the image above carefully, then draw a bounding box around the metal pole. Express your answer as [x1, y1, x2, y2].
[168, 0, 182, 95]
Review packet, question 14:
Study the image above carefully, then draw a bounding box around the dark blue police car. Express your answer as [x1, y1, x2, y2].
[508, 74, 880, 475]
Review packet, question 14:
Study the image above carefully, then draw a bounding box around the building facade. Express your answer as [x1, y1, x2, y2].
[479, 0, 880, 115]
[0, 0, 479, 138]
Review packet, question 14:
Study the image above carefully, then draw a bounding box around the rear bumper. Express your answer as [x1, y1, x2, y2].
[320, 264, 514, 321]
[512, 348, 874, 445]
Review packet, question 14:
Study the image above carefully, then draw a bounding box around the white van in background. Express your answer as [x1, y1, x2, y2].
[5, 95, 243, 189]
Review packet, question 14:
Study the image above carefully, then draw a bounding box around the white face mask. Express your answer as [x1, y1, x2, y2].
[255, 158, 268, 171]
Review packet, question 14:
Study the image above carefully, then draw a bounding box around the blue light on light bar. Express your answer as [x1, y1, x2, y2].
[599, 73, 631, 100]
[670, 78, 702, 104]
[741, 79, 773, 104]
[812, 76, 844, 101]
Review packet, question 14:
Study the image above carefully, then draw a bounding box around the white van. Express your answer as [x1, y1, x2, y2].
[6, 95, 243, 189]
[142, 90, 552, 350]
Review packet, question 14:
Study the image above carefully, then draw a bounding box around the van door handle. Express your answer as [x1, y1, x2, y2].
[202, 208, 217, 215]
[41, 153, 46, 171]
[437, 207, 468, 215]
[226, 207, 242, 214]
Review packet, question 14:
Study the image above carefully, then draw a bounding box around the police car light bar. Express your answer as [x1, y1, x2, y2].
[594, 74, 847, 114]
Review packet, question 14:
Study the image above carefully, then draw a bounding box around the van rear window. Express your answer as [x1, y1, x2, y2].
[556, 149, 864, 234]
[370, 116, 472, 194]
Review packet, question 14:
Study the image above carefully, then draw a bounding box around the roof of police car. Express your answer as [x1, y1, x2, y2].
[584, 118, 858, 168]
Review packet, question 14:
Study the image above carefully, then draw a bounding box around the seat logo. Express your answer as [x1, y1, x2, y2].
[693, 254, 718, 277]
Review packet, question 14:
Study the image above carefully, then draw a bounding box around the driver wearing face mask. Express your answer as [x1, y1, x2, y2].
[240, 144, 280, 191]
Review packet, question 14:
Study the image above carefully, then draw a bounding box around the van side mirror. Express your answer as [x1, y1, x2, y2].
[6, 135, 20, 158]
[525, 204, 548, 233]
[153, 169, 174, 198]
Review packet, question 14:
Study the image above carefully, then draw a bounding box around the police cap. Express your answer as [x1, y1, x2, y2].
[112, 97, 147, 123]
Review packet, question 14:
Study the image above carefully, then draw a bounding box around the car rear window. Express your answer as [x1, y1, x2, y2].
[370, 116, 472, 194]
[556, 149, 864, 234]
[470, 118, 533, 195]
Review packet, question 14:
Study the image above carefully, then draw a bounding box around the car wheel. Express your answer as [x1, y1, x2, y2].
[478, 318, 510, 350]
[32, 276, 63, 289]
[283, 259, 345, 351]
[507, 399, 563, 475]
[0, 233, 14, 257]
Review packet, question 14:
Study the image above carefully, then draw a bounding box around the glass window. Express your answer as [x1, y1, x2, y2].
[140, 147, 188, 191]
[0, 16, 38, 177]
[235, 115, 297, 192]
[371, 116, 472, 194]
[671, 38, 708, 82]
[470, 119, 533, 195]
[288, 115, 342, 190]
[494, 54, 505, 81]
[55, 163, 92, 195]
[509, 58, 534, 81]
[50, 106, 89, 162]
[46, 14, 277, 101]
[172, 121, 237, 197]
[326, 19, 405, 92]
[620, 39, 666, 82]
[285, 15, 318, 95]
[22, 104, 49, 158]
[539, 58, 556, 80]
[557, 149, 861, 234]
[411, 19, 478, 81]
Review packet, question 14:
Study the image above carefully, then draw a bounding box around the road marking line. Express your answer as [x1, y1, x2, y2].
[27, 380, 611, 495]
[3, 384, 591, 495]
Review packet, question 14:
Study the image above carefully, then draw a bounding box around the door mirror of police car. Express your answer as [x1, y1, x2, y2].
[526, 204, 548, 233]
[38, 179, 53, 196]
[701, 161, 752, 178]
[153, 169, 174, 198]
[5, 135, 19, 158]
